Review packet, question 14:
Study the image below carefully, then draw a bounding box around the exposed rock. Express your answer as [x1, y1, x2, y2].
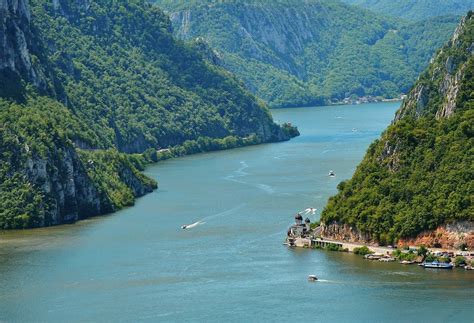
[436, 64, 466, 119]
[445, 56, 455, 74]
[191, 37, 223, 66]
[0, 0, 53, 96]
[394, 84, 428, 121]
[398, 221, 474, 249]
[23, 147, 110, 226]
[321, 222, 374, 244]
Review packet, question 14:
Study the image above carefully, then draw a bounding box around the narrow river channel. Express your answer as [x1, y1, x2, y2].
[1, 102, 473, 322]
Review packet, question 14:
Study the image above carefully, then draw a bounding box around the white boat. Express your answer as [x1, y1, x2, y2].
[328, 170, 335, 177]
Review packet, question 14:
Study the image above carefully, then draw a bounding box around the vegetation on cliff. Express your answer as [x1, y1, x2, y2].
[342, 0, 474, 21]
[155, 0, 458, 107]
[321, 13, 474, 245]
[0, 0, 295, 229]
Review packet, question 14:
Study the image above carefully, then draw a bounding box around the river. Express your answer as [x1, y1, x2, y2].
[1, 102, 473, 322]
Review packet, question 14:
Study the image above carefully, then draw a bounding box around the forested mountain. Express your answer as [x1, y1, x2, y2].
[155, 0, 458, 107]
[0, 0, 296, 229]
[321, 13, 474, 248]
[342, 0, 474, 21]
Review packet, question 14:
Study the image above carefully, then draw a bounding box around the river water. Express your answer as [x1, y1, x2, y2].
[1, 103, 473, 322]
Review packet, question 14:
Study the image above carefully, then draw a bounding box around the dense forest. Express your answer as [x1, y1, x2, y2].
[0, 0, 296, 229]
[342, 0, 474, 21]
[155, 0, 459, 107]
[321, 13, 474, 245]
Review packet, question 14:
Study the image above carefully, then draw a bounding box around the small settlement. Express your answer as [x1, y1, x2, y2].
[285, 213, 474, 270]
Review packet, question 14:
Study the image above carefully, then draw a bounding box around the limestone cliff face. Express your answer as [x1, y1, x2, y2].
[167, 3, 332, 79]
[0, 0, 49, 93]
[6, 132, 156, 228]
[321, 222, 374, 244]
[395, 15, 473, 122]
[24, 146, 109, 226]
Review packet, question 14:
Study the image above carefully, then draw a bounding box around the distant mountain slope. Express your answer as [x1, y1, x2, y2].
[342, 0, 474, 21]
[0, 0, 295, 229]
[155, 0, 458, 107]
[321, 12, 474, 248]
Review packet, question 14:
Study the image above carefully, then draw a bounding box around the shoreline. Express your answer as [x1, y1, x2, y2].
[285, 234, 474, 268]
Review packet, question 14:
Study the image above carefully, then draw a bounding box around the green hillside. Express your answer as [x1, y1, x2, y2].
[0, 0, 295, 229]
[155, 0, 458, 107]
[321, 13, 474, 245]
[342, 0, 474, 21]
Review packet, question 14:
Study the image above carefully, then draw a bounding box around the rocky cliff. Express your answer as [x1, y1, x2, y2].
[320, 13, 474, 248]
[0, 0, 41, 96]
[398, 221, 474, 249]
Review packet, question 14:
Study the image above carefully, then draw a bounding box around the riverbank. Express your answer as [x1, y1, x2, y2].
[285, 233, 474, 269]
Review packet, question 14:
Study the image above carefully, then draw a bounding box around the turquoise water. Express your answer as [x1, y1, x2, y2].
[1, 103, 473, 322]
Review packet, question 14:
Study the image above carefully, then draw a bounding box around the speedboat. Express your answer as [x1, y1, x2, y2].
[308, 275, 318, 281]
[328, 170, 335, 177]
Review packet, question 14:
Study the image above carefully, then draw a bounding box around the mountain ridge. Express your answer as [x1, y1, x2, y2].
[155, 0, 459, 107]
[321, 12, 474, 248]
[342, 0, 474, 21]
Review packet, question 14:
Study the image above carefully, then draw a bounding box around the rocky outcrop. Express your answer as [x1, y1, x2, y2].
[321, 222, 374, 244]
[321, 222, 372, 243]
[436, 63, 466, 118]
[0, 0, 49, 93]
[396, 14, 473, 122]
[398, 221, 474, 249]
[394, 84, 429, 121]
[24, 148, 109, 226]
[321, 221, 474, 249]
[18, 141, 156, 227]
[384, 14, 473, 170]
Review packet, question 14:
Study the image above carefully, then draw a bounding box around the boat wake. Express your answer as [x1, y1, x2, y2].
[181, 221, 204, 230]
[182, 204, 246, 230]
[224, 161, 275, 194]
[202, 204, 246, 222]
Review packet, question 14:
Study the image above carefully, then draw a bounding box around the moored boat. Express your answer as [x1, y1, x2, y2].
[421, 261, 453, 269]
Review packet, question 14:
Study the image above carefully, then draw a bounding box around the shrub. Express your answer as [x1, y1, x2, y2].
[454, 256, 467, 267]
[353, 246, 373, 255]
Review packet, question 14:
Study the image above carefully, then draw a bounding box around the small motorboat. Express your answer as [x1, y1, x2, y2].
[308, 275, 318, 282]
[328, 170, 335, 177]
[181, 221, 203, 230]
